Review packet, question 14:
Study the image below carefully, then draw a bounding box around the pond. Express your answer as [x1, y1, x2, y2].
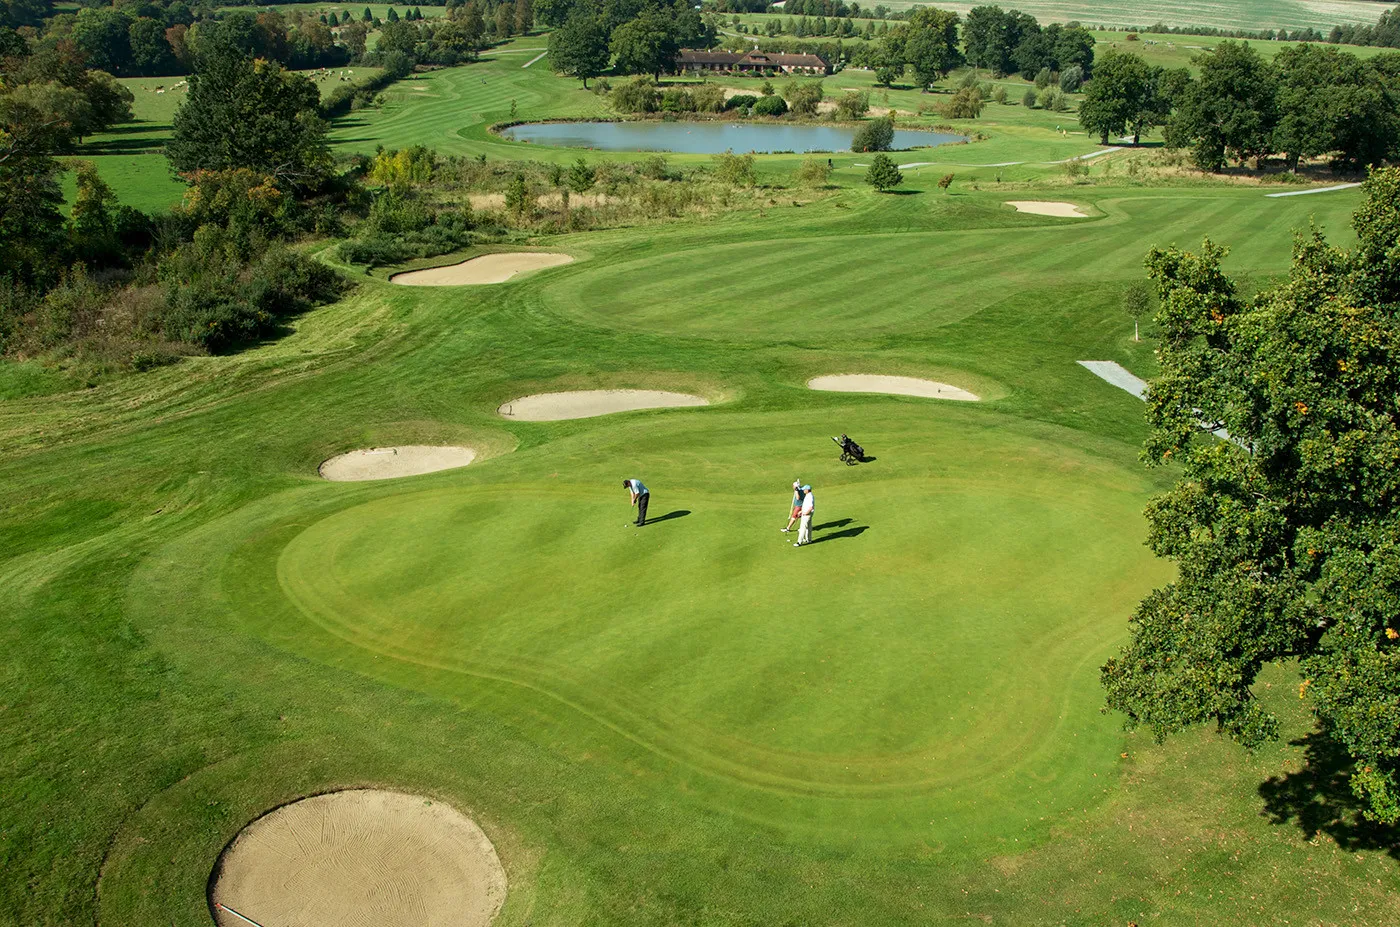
[501, 121, 967, 154]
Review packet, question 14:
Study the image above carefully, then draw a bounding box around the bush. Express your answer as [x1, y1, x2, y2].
[725, 94, 758, 111]
[638, 156, 675, 181]
[1022, 87, 1038, 108]
[712, 150, 757, 186]
[337, 191, 474, 266]
[992, 85, 1008, 104]
[611, 77, 660, 114]
[865, 153, 902, 191]
[834, 90, 869, 120]
[851, 116, 895, 152]
[795, 157, 831, 187]
[783, 79, 823, 116]
[691, 83, 726, 113]
[660, 87, 697, 113]
[752, 94, 788, 116]
[1039, 87, 1068, 112]
[1059, 65, 1085, 93]
[1034, 67, 1052, 89]
[936, 87, 984, 120]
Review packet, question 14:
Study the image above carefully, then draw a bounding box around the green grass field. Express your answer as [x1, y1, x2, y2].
[6, 137, 1399, 925]
[871, 0, 1391, 32]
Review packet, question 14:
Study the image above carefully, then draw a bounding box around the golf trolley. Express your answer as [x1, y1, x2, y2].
[832, 433, 866, 465]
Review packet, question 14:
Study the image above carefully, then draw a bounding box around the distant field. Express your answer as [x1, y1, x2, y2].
[867, 0, 1391, 32]
[214, 2, 448, 19]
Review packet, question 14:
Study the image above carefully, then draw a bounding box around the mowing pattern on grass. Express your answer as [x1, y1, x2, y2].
[6, 180, 1397, 927]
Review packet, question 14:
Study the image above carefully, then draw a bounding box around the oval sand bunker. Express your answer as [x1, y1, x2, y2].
[391, 252, 573, 285]
[1006, 200, 1089, 218]
[212, 789, 506, 927]
[319, 445, 476, 481]
[499, 389, 709, 421]
[808, 375, 979, 402]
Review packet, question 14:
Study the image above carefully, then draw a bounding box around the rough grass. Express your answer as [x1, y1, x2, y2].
[4, 173, 1397, 926]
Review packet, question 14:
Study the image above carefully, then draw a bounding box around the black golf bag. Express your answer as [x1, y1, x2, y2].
[832, 433, 865, 465]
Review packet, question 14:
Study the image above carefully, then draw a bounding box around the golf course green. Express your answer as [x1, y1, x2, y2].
[8, 34, 1400, 927]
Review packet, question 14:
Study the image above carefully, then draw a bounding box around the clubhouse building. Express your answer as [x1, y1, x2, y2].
[674, 49, 832, 76]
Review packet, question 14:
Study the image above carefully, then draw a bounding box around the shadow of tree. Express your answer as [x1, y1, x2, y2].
[1257, 728, 1400, 858]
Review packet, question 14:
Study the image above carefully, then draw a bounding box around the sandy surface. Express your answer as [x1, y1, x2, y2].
[499, 389, 709, 421]
[468, 192, 614, 210]
[1006, 200, 1089, 218]
[391, 253, 573, 286]
[319, 445, 476, 481]
[212, 789, 506, 927]
[808, 375, 980, 402]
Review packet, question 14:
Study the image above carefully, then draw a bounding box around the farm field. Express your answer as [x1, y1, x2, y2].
[7, 128, 1400, 924]
[867, 0, 1392, 32]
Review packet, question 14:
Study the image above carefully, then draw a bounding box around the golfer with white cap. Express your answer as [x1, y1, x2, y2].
[794, 484, 814, 547]
[782, 480, 803, 533]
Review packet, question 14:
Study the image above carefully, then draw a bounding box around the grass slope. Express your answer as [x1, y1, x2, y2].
[871, 0, 1391, 32]
[4, 171, 1397, 926]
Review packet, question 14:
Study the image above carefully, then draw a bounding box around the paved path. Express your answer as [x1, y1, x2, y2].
[1265, 182, 1362, 198]
[1078, 360, 1147, 399]
[522, 51, 548, 68]
[1079, 360, 1236, 442]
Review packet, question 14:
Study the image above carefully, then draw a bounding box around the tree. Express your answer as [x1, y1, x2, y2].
[850, 115, 894, 151]
[1103, 168, 1400, 826]
[167, 41, 330, 190]
[782, 79, 823, 116]
[609, 9, 677, 80]
[566, 156, 594, 193]
[504, 171, 529, 216]
[548, 14, 609, 88]
[70, 8, 133, 75]
[128, 17, 179, 75]
[0, 100, 67, 282]
[1166, 42, 1276, 172]
[937, 86, 983, 119]
[1078, 50, 1159, 146]
[834, 89, 869, 120]
[874, 65, 897, 87]
[864, 152, 902, 191]
[514, 0, 533, 34]
[1273, 44, 1398, 172]
[1121, 279, 1152, 341]
[795, 156, 830, 187]
[712, 150, 756, 186]
[901, 7, 961, 89]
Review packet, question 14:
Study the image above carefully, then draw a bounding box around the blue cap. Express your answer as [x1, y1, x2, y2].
[801, 485, 811, 491]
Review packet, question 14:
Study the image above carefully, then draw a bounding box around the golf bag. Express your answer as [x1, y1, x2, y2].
[832, 433, 865, 465]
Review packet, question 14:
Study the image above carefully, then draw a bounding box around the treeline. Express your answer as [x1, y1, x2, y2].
[0, 0, 532, 79]
[1079, 42, 1400, 172]
[546, 0, 714, 86]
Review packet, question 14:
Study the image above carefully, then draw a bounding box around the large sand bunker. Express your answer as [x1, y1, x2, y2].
[808, 375, 980, 402]
[319, 445, 476, 481]
[391, 252, 573, 286]
[1006, 200, 1089, 218]
[499, 389, 709, 421]
[211, 789, 506, 927]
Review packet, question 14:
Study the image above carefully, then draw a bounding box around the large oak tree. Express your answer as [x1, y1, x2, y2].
[1104, 168, 1400, 825]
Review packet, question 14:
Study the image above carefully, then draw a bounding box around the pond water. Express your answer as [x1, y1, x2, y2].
[501, 121, 966, 154]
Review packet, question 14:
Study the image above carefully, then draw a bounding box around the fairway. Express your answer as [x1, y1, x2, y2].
[9, 152, 1400, 925]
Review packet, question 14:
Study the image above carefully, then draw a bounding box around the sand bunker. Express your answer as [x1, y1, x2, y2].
[319, 445, 476, 481]
[391, 253, 573, 286]
[808, 375, 980, 402]
[1006, 200, 1089, 218]
[499, 389, 708, 421]
[212, 789, 506, 927]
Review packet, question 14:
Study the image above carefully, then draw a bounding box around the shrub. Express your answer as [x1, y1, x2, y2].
[864, 153, 902, 191]
[752, 94, 788, 116]
[724, 94, 758, 111]
[567, 158, 595, 193]
[938, 173, 954, 191]
[660, 88, 697, 113]
[712, 150, 757, 186]
[638, 156, 674, 180]
[1034, 67, 1052, 89]
[1040, 87, 1068, 112]
[992, 85, 1008, 104]
[1022, 88, 1038, 108]
[958, 71, 980, 90]
[851, 116, 895, 152]
[936, 87, 984, 119]
[1059, 65, 1085, 93]
[834, 90, 869, 120]
[875, 66, 898, 87]
[691, 83, 726, 113]
[611, 77, 659, 114]
[783, 79, 823, 116]
[795, 157, 832, 187]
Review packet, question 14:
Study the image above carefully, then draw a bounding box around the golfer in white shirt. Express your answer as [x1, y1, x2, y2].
[794, 485, 814, 546]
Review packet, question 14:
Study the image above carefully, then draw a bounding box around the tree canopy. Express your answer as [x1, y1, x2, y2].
[1103, 167, 1400, 826]
[548, 13, 609, 87]
[167, 41, 330, 189]
[1165, 41, 1277, 171]
[864, 152, 902, 190]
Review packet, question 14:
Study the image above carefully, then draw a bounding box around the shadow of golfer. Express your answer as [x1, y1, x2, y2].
[813, 518, 853, 531]
[809, 525, 868, 544]
[645, 510, 691, 524]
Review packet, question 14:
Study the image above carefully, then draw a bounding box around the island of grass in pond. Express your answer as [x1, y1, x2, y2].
[502, 121, 966, 154]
